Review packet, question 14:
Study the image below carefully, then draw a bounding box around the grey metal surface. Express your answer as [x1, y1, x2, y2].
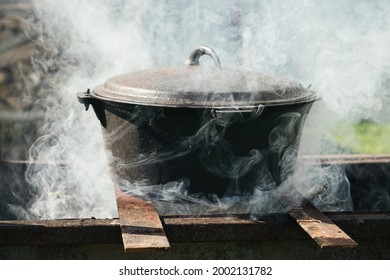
[87, 46, 319, 109]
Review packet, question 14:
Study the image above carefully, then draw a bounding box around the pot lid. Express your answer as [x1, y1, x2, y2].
[90, 46, 319, 108]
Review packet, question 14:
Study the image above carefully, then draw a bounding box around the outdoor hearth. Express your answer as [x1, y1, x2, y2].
[2, 0, 390, 260]
[1, 155, 390, 259]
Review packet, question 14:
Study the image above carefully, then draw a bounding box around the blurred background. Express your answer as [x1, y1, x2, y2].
[0, 0, 44, 161]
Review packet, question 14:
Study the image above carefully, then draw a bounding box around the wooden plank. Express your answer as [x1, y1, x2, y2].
[289, 199, 358, 248]
[115, 187, 170, 252]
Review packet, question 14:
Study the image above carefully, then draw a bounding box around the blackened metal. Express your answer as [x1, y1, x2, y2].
[77, 91, 92, 111]
[97, 101, 313, 197]
[77, 46, 318, 197]
[77, 91, 107, 127]
[86, 46, 319, 108]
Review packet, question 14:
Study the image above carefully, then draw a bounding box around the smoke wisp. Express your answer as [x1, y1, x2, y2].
[12, 0, 390, 218]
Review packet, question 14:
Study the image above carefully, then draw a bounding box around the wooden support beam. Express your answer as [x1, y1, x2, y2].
[115, 187, 170, 252]
[289, 199, 358, 248]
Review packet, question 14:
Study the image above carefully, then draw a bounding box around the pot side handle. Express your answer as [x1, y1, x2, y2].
[77, 89, 107, 128]
[185, 46, 222, 70]
[77, 89, 92, 111]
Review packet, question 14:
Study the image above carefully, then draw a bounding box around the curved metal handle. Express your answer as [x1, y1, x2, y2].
[77, 89, 92, 111]
[185, 46, 222, 70]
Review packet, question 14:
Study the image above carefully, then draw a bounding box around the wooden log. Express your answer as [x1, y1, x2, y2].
[115, 187, 170, 252]
[288, 199, 358, 248]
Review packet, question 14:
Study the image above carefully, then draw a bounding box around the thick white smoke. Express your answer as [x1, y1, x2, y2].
[23, 0, 152, 219]
[17, 0, 390, 218]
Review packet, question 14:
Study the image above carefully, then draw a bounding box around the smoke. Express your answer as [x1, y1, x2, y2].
[239, 0, 389, 122]
[21, 0, 152, 219]
[13, 0, 390, 218]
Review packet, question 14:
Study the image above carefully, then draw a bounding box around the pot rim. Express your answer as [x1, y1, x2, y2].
[90, 83, 319, 109]
[84, 46, 320, 109]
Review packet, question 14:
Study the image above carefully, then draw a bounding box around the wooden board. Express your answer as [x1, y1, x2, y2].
[289, 199, 358, 248]
[115, 187, 170, 252]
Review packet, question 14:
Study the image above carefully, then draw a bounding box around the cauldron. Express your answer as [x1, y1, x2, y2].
[77, 46, 319, 197]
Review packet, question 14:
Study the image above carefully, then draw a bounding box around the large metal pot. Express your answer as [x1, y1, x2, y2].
[78, 46, 319, 197]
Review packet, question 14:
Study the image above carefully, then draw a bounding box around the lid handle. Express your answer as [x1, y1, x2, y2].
[185, 46, 222, 70]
